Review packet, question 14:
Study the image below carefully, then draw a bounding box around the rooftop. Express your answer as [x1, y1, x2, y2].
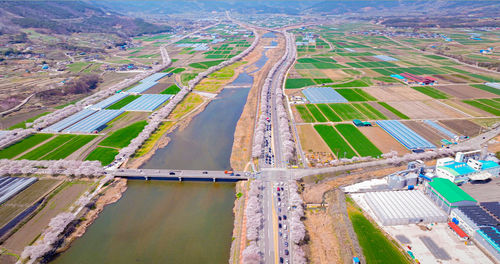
[439, 162, 476, 176]
[429, 178, 477, 203]
[478, 160, 500, 170]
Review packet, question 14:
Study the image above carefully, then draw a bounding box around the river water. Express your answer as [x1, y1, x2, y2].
[52, 88, 251, 264]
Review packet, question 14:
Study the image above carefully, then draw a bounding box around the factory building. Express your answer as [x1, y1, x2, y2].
[364, 190, 447, 226]
[435, 150, 500, 183]
[425, 178, 477, 214]
[450, 204, 500, 261]
[399, 72, 437, 85]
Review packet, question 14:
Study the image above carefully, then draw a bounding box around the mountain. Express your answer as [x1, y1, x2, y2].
[0, 1, 173, 36]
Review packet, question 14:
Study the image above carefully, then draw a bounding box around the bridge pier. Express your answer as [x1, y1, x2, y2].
[213, 178, 216, 183]
[145, 176, 149, 181]
[178, 177, 182, 182]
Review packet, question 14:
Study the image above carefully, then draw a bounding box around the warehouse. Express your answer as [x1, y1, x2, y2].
[425, 178, 477, 214]
[435, 151, 500, 183]
[364, 190, 447, 226]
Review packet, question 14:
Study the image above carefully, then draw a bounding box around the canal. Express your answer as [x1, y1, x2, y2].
[52, 89, 250, 263]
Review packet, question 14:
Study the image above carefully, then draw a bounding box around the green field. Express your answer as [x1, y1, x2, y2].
[0, 134, 53, 159]
[357, 103, 387, 120]
[181, 73, 198, 86]
[348, 198, 411, 264]
[85, 147, 118, 166]
[463, 100, 500, 116]
[99, 121, 147, 148]
[161, 84, 181, 94]
[188, 60, 225, 69]
[336, 88, 375, 102]
[285, 78, 316, 89]
[41, 135, 97, 160]
[316, 104, 342, 122]
[8, 112, 51, 130]
[411, 86, 449, 99]
[335, 124, 382, 157]
[306, 104, 327, 122]
[314, 125, 356, 158]
[18, 135, 76, 160]
[329, 80, 369, 88]
[295, 105, 315, 122]
[313, 78, 333, 84]
[378, 102, 410, 119]
[329, 104, 365, 120]
[107, 95, 141, 109]
[470, 84, 500, 96]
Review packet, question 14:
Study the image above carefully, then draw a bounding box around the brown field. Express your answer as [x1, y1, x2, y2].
[143, 82, 174, 94]
[288, 67, 303, 79]
[439, 119, 484, 137]
[403, 121, 444, 145]
[436, 85, 497, 99]
[3, 182, 89, 254]
[365, 86, 430, 101]
[360, 69, 383, 78]
[298, 124, 332, 154]
[320, 69, 349, 81]
[487, 136, 500, 153]
[388, 101, 450, 119]
[368, 102, 400, 119]
[422, 100, 466, 118]
[358, 126, 409, 154]
[0, 179, 62, 228]
[442, 100, 488, 117]
[433, 74, 468, 84]
[292, 105, 306, 123]
[331, 56, 354, 63]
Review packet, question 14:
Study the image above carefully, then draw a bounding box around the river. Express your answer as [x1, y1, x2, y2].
[52, 88, 251, 264]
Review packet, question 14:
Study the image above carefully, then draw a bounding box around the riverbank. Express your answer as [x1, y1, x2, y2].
[228, 180, 249, 264]
[54, 178, 128, 256]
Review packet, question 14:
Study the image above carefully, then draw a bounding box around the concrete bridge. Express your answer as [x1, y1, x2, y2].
[111, 169, 250, 182]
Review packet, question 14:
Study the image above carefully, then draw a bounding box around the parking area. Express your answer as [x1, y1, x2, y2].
[385, 224, 493, 264]
[460, 177, 500, 202]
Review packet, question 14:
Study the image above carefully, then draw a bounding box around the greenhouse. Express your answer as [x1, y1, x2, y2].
[365, 190, 447, 226]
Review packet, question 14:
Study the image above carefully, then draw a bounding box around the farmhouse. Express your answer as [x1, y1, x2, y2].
[400, 72, 437, 85]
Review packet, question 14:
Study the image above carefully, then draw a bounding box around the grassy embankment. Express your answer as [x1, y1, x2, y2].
[346, 196, 411, 264]
[194, 61, 246, 93]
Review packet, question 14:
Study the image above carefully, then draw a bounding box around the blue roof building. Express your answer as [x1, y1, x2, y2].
[436, 154, 500, 184]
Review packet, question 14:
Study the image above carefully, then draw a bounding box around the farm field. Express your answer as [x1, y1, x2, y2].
[2, 182, 90, 254]
[329, 104, 366, 121]
[40, 135, 97, 160]
[463, 99, 500, 116]
[306, 104, 327, 122]
[316, 104, 341, 122]
[285, 78, 316, 89]
[0, 134, 53, 159]
[18, 135, 77, 160]
[295, 105, 315, 123]
[403, 121, 445, 146]
[358, 126, 409, 154]
[435, 85, 497, 99]
[314, 125, 356, 159]
[411, 86, 449, 99]
[335, 124, 382, 157]
[99, 121, 147, 148]
[160, 84, 181, 94]
[85, 147, 119, 166]
[297, 125, 333, 164]
[439, 119, 484, 137]
[336, 89, 376, 102]
[0, 179, 61, 228]
[107, 95, 141, 110]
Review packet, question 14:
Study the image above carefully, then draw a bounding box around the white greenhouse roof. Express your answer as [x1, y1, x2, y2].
[364, 190, 447, 226]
